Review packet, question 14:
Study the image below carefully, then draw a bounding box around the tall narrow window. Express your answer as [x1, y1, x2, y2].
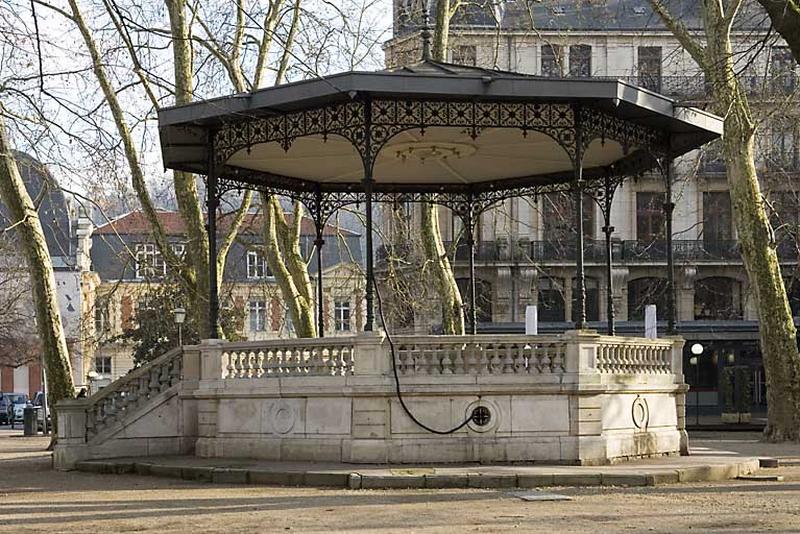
[248, 300, 266, 332]
[702, 192, 733, 243]
[537, 277, 565, 322]
[335, 300, 351, 332]
[770, 122, 799, 171]
[452, 45, 476, 66]
[636, 192, 665, 242]
[771, 46, 797, 92]
[94, 299, 109, 337]
[638, 46, 662, 92]
[569, 45, 591, 78]
[541, 44, 563, 78]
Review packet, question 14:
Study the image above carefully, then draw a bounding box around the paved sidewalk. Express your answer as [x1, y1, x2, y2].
[75, 437, 770, 489]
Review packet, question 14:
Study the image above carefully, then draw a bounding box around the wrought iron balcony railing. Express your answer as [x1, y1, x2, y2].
[378, 238, 800, 265]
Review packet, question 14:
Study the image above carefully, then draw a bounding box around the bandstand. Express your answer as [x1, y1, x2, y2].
[54, 47, 723, 468]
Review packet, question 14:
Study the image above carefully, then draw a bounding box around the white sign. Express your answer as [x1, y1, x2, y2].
[645, 304, 657, 339]
[525, 305, 538, 335]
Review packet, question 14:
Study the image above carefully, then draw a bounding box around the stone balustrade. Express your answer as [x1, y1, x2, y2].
[221, 340, 356, 378]
[55, 330, 687, 469]
[595, 337, 675, 374]
[393, 335, 566, 375]
[86, 347, 183, 437]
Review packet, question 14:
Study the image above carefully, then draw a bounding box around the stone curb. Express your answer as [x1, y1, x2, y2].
[73, 458, 760, 490]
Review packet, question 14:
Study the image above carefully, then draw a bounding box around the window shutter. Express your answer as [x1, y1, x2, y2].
[121, 295, 133, 330]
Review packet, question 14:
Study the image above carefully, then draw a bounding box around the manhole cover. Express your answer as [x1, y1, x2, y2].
[510, 491, 573, 502]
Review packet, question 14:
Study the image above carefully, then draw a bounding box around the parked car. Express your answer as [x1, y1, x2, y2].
[0, 393, 28, 425]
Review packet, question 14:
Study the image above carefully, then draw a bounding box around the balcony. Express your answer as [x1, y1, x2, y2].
[379, 239, 800, 265]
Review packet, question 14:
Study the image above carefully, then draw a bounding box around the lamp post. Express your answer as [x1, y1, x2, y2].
[690, 343, 704, 427]
[173, 307, 186, 347]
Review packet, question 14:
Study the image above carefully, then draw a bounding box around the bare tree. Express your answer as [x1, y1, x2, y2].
[649, 0, 800, 441]
[0, 109, 74, 427]
[757, 0, 800, 60]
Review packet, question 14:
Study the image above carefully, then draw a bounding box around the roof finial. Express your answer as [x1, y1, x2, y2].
[421, 7, 432, 61]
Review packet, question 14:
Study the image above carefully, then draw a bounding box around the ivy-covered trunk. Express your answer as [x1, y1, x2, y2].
[0, 111, 74, 434]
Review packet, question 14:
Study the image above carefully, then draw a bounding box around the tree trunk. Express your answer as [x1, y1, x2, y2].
[421, 203, 465, 334]
[0, 111, 74, 433]
[260, 193, 316, 337]
[756, 0, 800, 62]
[422, 0, 465, 334]
[703, 5, 800, 441]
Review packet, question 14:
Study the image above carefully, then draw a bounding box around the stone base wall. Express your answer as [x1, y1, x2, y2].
[55, 333, 688, 469]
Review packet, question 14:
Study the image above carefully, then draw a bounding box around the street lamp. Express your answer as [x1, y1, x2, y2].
[689, 343, 704, 426]
[173, 307, 186, 346]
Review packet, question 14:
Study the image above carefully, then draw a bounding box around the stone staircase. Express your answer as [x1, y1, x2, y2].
[55, 346, 196, 469]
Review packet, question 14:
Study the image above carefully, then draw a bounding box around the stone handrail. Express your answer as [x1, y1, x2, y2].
[392, 335, 567, 375]
[595, 336, 674, 374]
[221, 338, 356, 378]
[86, 347, 183, 437]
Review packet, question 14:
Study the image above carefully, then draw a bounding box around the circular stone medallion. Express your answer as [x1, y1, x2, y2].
[631, 396, 650, 430]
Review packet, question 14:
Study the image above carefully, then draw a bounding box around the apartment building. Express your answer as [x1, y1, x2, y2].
[382, 0, 800, 417]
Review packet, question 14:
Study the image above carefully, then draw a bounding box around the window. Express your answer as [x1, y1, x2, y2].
[456, 278, 493, 323]
[134, 243, 163, 279]
[541, 45, 563, 78]
[452, 45, 476, 66]
[247, 250, 269, 279]
[94, 356, 112, 375]
[771, 46, 797, 92]
[769, 123, 799, 171]
[694, 277, 742, 320]
[335, 300, 351, 332]
[94, 300, 109, 336]
[627, 278, 669, 321]
[537, 277, 565, 322]
[569, 45, 591, 78]
[700, 140, 726, 174]
[702, 192, 733, 243]
[636, 192, 665, 242]
[769, 191, 800, 254]
[638, 47, 662, 92]
[134, 243, 183, 279]
[541, 192, 595, 244]
[248, 300, 266, 332]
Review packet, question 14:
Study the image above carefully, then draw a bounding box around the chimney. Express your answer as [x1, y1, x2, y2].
[76, 216, 93, 272]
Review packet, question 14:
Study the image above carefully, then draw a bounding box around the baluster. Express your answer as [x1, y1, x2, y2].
[478, 344, 489, 374]
[516, 344, 529, 374]
[552, 346, 565, 373]
[158, 362, 170, 391]
[487, 344, 500, 374]
[440, 345, 453, 374]
[453, 344, 465, 374]
[502, 344, 515, 374]
[169, 357, 182, 386]
[254, 351, 264, 377]
[540, 346, 552, 374]
[224, 352, 235, 379]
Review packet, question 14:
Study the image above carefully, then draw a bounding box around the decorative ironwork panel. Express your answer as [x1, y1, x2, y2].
[579, 107, 667, 155]
[370, 100, 577, 162]
[214, 101, 368, 164]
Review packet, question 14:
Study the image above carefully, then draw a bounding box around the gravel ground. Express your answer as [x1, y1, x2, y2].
[1, 429, 799, 534]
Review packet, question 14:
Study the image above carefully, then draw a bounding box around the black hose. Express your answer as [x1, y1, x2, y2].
[374, 282, 476, 435]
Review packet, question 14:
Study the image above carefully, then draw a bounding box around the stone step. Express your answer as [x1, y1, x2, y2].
[73, 456, 761, 490]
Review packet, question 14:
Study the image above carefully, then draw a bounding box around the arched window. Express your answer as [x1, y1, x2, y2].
[456, 278, 493, 323]
[572, 277, 599, 322]
[537, 277, 565, 322]
[694, 277, 743, 320]
[627, 277, 668, 321]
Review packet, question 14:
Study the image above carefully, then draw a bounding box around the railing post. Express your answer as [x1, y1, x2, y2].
[199, 338, 228, 381]
[351, 331, 389, 377]
[53, 398, 91, 470]
[563, 329, 600, 375]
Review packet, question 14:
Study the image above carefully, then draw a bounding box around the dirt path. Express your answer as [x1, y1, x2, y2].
[1, 430, 799, 533]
